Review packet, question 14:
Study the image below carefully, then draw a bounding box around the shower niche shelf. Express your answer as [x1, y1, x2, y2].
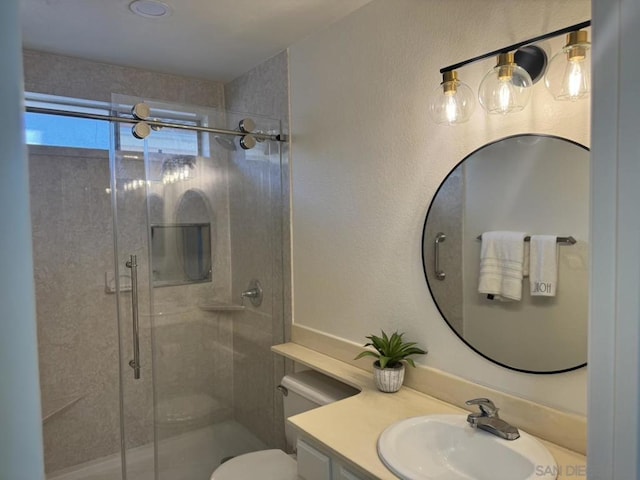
[198, 303, 245, 312]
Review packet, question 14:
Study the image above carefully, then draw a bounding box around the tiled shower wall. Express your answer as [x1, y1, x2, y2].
[29, 146, 121, 472]
[24, 50, 234, 473]
[23, 50, 224, 105]
[224, 51, 292, 450]
[25, 48, 291, 472]
[29, 147, 237, 474]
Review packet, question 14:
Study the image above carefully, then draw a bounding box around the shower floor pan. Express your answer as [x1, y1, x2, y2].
[48, 420, 266, 480]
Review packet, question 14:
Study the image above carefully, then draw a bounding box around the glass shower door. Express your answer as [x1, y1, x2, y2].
[28, 116, 126, 479]
[110, 96, 286, 480]
[110, 115, 156, 480]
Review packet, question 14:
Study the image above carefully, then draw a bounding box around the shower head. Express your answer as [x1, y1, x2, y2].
[214, 135, 237, 151]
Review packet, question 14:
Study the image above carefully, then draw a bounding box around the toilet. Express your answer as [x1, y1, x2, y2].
[210, 369, 358, 480]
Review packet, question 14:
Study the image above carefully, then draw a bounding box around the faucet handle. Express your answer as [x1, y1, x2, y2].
[465, 398, 499, 417]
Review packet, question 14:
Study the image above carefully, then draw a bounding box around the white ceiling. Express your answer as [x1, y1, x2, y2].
[20, 0, 374, 82]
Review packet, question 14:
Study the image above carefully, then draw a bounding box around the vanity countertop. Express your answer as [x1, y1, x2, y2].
[272, 342, 587, 480]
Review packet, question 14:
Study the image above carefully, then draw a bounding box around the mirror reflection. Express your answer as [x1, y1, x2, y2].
[423, 135, 589, 373]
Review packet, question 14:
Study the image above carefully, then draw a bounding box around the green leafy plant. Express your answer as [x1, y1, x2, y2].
[354, 330, 427, 369]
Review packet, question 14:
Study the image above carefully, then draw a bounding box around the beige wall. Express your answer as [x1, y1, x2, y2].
[289, 0, 590, 415]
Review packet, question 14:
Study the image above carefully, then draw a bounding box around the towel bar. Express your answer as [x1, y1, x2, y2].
[476, 235, 576, 245]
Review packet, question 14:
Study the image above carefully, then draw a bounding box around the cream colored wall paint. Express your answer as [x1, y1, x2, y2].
[289, 0, 590, 414]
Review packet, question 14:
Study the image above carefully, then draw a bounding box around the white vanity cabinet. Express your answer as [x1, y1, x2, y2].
[297, 438, 372, 480]
[333, 461, 366, 480]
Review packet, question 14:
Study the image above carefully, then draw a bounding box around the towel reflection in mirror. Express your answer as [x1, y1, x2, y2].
[422, 134, 588, 373]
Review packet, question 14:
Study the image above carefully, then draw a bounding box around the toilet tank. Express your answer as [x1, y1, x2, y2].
[280, 370, 358, 449]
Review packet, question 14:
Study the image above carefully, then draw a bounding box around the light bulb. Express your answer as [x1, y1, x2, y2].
[545, 30, 590, 101]
[567, 62, 584, 97]
[478, 53, 533, 114]
[428, 71, 476, 125]
[498, 82, 511, 112]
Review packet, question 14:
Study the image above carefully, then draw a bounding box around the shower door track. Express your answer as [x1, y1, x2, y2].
[25, 106, 287, 142]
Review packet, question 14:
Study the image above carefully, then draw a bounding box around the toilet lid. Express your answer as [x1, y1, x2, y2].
[210, 449, 297, 480]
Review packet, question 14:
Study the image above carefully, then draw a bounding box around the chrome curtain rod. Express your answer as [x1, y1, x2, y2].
[440, 20, 591, 74]
[476, 235, 577, 245]
[25, 106, 287, 142]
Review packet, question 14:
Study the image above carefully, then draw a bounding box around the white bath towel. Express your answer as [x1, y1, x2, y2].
[530, 235, 558, 297]
[478, 231, 527, 301]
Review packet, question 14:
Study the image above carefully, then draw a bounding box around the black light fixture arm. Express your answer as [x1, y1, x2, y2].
[439, 20, 591, 74]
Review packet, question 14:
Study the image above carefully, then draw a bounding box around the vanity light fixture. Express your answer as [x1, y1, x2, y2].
[432, 20, 591, 125]
[428, 71, 476, 125]
[478, 53, 533, 114]
[161, 155, 196, 185]
[544, 30, 591, 101]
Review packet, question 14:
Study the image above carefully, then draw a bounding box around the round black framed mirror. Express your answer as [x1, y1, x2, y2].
[422, 134, 589, 374]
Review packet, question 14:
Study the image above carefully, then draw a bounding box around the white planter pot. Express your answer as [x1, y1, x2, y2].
[373, 362, 405, 393]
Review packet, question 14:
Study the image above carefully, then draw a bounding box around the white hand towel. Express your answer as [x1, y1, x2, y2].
[478, 231, 527, 301]
[523, 241, 530, 278]
[530, 235, 558, 297]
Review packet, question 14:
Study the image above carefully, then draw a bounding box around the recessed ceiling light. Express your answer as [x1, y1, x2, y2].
[129, 0, 172, 18]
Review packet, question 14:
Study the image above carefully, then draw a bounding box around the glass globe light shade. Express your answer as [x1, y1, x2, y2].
[428, 71, 476, 125]
[544, 31, 591, 101]
[478, 53, 533, 114]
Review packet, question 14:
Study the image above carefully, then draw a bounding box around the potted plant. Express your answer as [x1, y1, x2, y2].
[354, 330, 427, 393]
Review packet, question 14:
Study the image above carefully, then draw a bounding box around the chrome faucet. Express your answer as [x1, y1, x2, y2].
[465, 398, 520, 440]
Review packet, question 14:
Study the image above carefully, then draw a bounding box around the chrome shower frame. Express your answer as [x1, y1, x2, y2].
[25, 104, 288, 147]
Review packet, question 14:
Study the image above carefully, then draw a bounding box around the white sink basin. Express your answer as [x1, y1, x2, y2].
[377, 414, 557, 480]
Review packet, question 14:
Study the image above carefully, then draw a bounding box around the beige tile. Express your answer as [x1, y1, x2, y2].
[225, 50, 291, 451]
[23, 50, 224, 107]
[28, 47, 291, 473]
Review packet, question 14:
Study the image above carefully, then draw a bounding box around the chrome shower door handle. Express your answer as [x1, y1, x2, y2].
[434, 232, 446, 280]
[125, 255, 141, 380]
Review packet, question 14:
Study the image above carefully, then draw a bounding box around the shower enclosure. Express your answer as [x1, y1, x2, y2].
[27, 94, 287, 480]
